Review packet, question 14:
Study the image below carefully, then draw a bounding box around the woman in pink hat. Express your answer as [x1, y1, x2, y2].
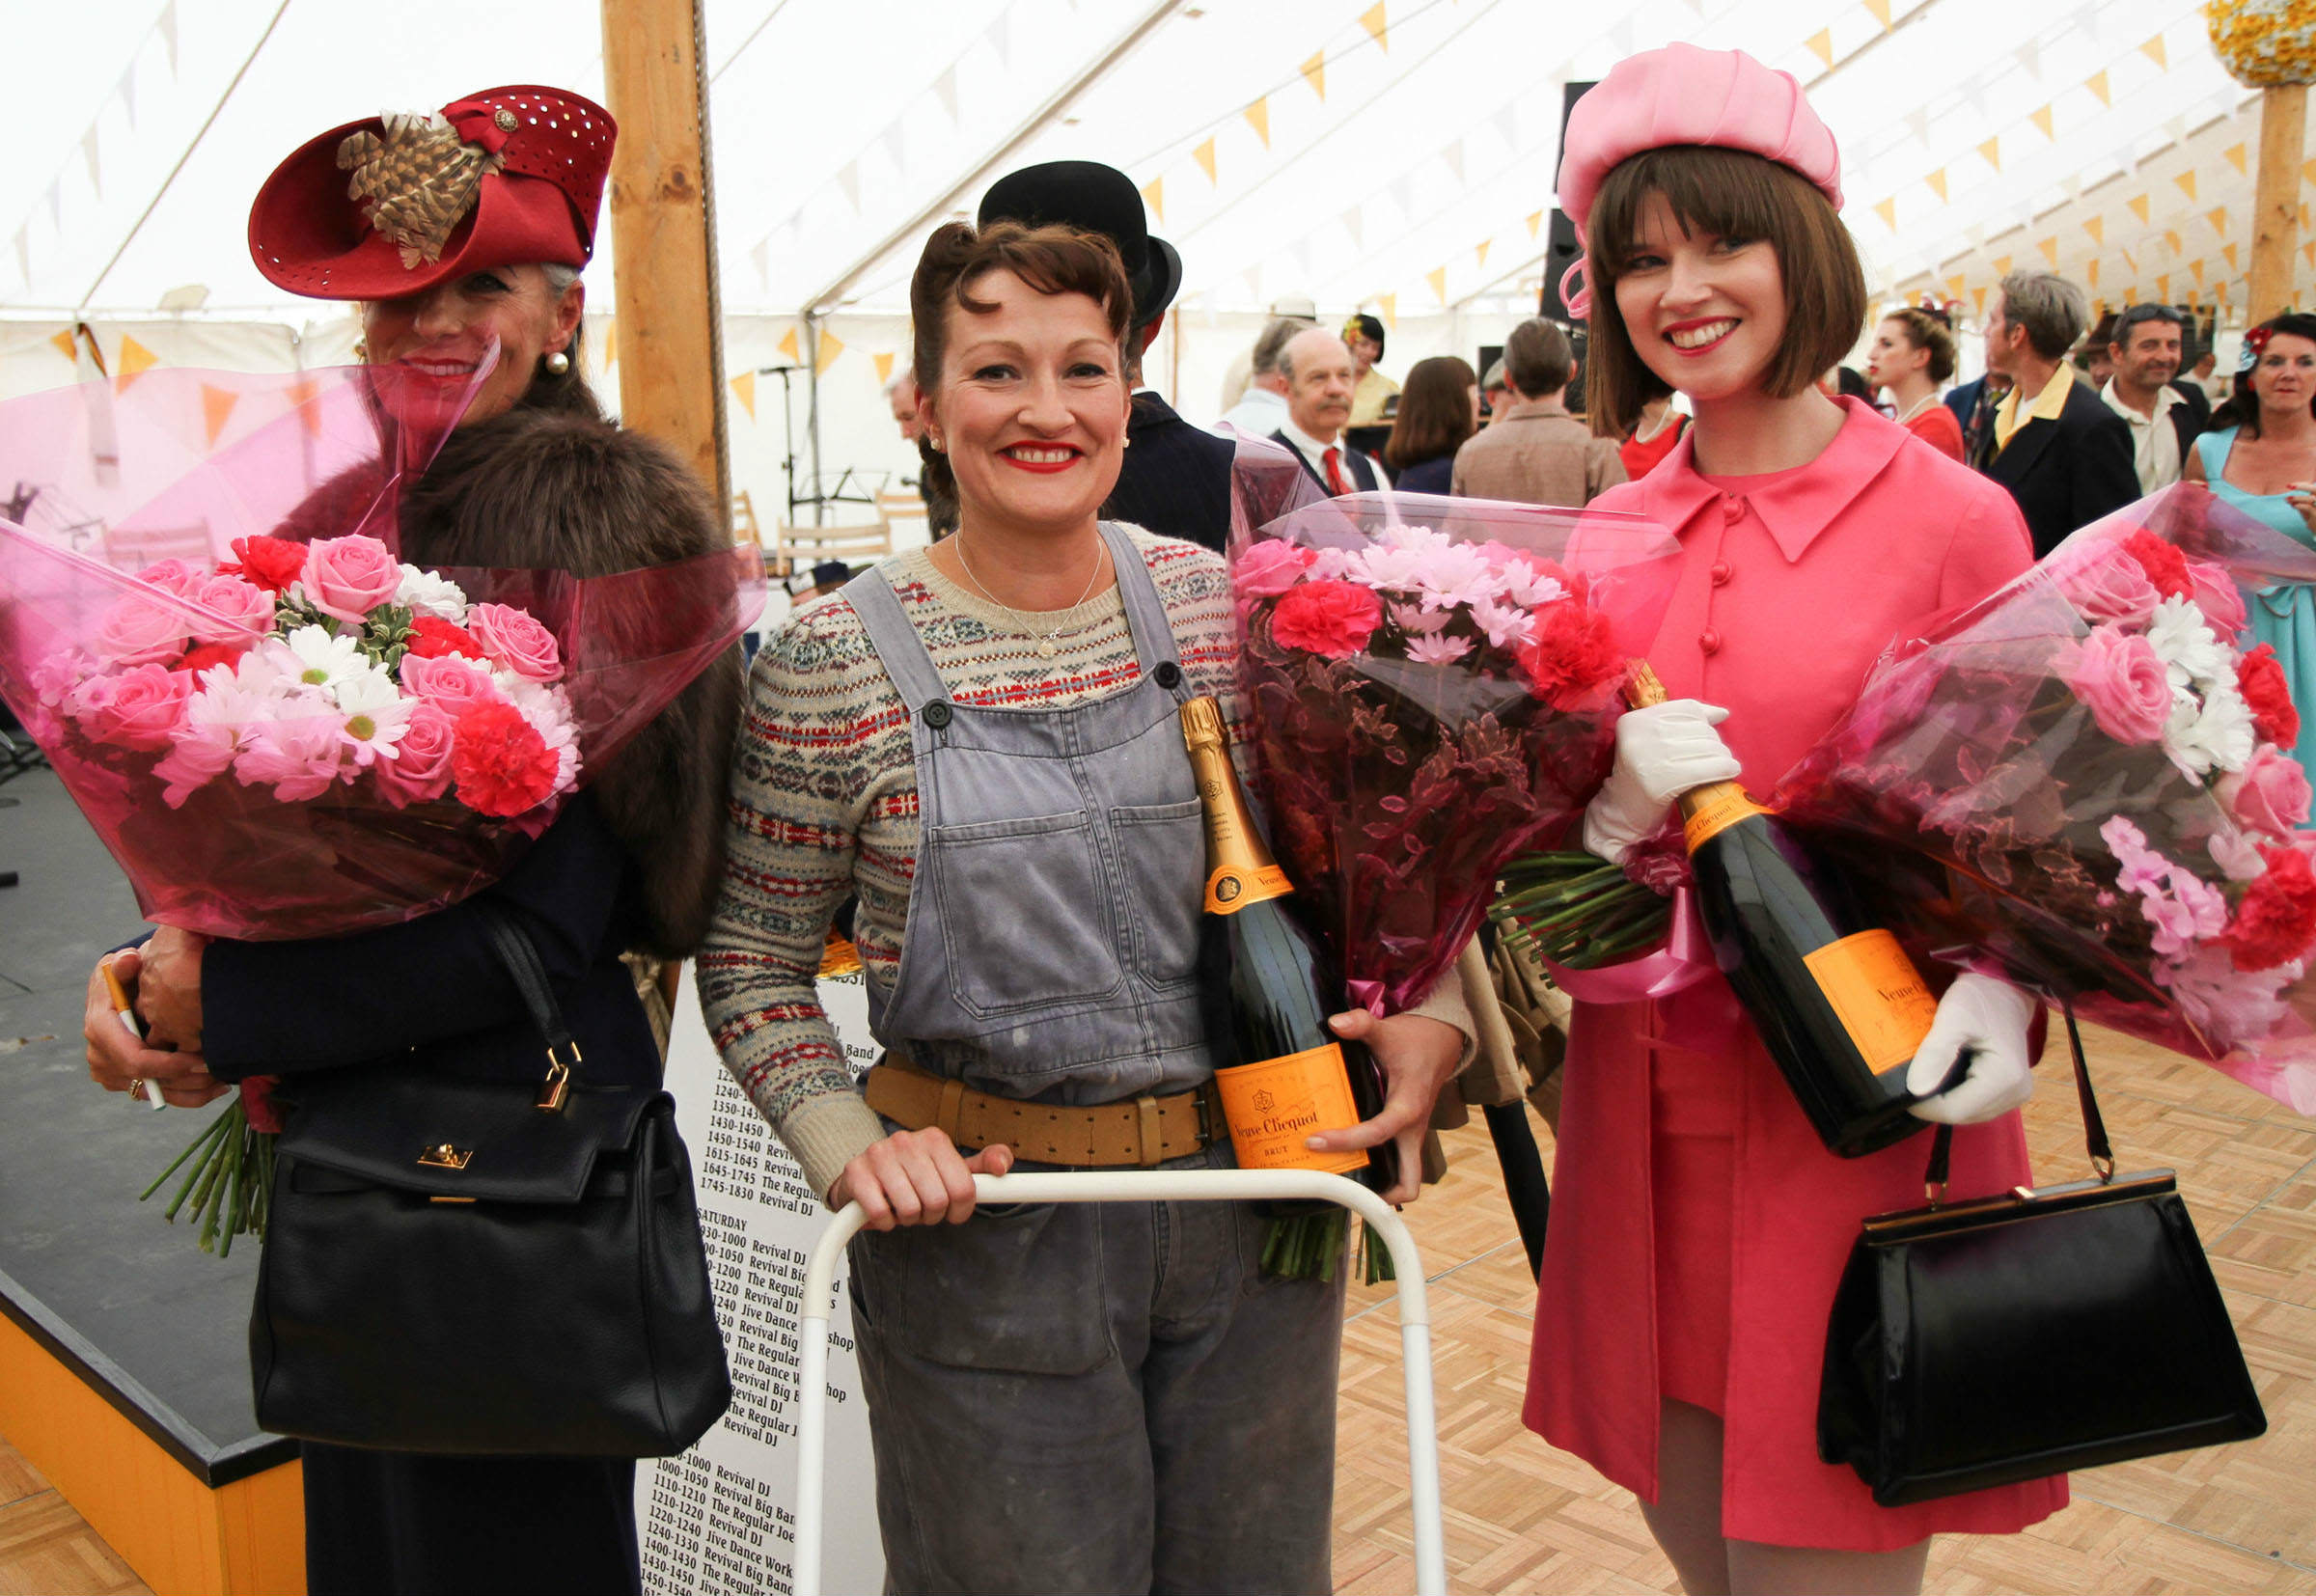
[1524, 45, 2064, 1594]
[80, 88, 742, 1596]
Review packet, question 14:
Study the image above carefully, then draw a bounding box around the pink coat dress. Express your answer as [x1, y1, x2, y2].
[1522, 399, 2071, 1550]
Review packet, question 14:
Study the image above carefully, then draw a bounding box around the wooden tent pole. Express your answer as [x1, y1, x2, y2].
[599, 0, 731, 516]
[2249, 84, 2308, 325]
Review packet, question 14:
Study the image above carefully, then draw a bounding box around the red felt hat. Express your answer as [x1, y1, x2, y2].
[248, 85, 615, 301]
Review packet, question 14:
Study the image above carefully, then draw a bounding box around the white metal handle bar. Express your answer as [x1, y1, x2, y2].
[792, 1168, 1447, 1596]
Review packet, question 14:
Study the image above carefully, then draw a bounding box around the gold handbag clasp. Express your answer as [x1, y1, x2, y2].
[418, 1142, 473, 1169]
[537, 1039, 582, 1113]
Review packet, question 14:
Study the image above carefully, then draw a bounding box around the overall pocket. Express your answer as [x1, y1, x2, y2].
[850, 1201, 1115, 1375]
[1110, 797, 1206, 996]
[925, 810, 1125, 1019]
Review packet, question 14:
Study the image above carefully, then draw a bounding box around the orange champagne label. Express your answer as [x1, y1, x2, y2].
[1205, 863, 1294, 915]
[1682, 785, 1772, 852]
[1212, 1045, 1367, 1174]
[1803, 930, 1940, 1073]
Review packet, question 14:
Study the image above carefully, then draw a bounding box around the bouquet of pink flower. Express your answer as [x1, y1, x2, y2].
[1776, 483, 2316, 1113]
[1231, 450, 1681, 1014]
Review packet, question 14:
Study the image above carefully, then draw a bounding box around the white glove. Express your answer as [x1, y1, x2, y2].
[1582, 700, 1743, 864]
[1905, 974, 2040, 1124]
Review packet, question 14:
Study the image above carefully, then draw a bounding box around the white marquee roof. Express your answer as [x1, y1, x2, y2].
[0, 0, 2297, 330]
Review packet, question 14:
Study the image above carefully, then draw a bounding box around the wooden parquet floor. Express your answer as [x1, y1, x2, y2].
[1332, 1024, 2316, 1596]
[2, 1024, 2308, 1596]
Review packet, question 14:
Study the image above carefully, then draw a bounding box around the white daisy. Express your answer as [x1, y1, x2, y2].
[279, 624, 368, 692]
[2146, 594, 2231, 694]
[330, 666, 415, 765]
[2163, 681, 2257, 779]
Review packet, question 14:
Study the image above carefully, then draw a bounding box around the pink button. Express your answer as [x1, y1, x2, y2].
[1710, 561, 1733, 586]
[1699, 628, 1722, 654]
[1722, 496, 1744, 522]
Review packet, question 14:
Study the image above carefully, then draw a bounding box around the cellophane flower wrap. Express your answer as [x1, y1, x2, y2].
[1776, 483, 2316, 1114]
[1229, 444, 1681, 1012]
[0, 359, 764, 942]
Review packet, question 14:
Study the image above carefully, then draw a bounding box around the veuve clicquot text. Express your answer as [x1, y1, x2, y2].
[1628, 666, 1935, 1158]
[1179, 696, 1394, 1194]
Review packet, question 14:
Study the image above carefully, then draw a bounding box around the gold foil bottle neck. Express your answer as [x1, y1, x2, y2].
[1180, 693, 1227, 752]
[1178, 695, 1294, 912]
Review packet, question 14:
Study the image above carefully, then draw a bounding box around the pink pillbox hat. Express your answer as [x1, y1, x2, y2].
[1554, 43, 1843, 316]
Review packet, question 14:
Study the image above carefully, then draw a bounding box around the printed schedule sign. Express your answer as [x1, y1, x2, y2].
[637, 968, 885, 1596]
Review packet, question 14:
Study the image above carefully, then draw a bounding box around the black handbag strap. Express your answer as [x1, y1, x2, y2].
[1924, 1002, 2113, 1203]
[476, 901, 582, 1114]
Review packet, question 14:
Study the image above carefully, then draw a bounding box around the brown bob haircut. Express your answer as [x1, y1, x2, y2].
[1581, 146, 1867, 438]
[1384, 354, 1478, 471]
[908, 219, 1134, 498]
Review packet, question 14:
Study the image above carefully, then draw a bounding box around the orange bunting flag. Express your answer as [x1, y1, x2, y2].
[2191, 259, 2206, 287]
[1361, 3, 1388, 51]
[1526, 209, 1544, 238]
[2175, 170, 2198, 201]
[730, 371, 756, 422]
[1874, 197, 1897, 229]
[1475, 238, 1491, 269]
[114, 334, 159, 389]
[1301, 51, 1326, 99]
[2208, 206, 2228, 235]
[1994, 254, 2014, 276]
[1141, 177, 1165, 223]
[201, 384, 238, 449]
[2225, 143, 2248, 176]
[2165, 228, 2184, 255]
[1245, 97, 1271, 149]
[2128, 193, 2150, 223]
[1427, 265, 1448, 301]
[1945, 272, 1967, 298]
[1865, 0, 1892, 26]
[2030, 103, 2054, 139]
[873, 351, 896, 384]
[1926, 169, 1948, 202]
[1972, 286, 1988, 315]
[2303, 241, 2316, 268]
[813, 329, 846, 377]
[2158, 273, 2171, 300]
[2224, 241, 2241, 272]
[1806, 28, 1834, 68]
[1979, 136, 2001, 171]
[2139, 35, 2167, 69]
[2084, 215, 2104, 245]
[2086, 259, 2101, 289]
[1377, 293, 1396, 329]
[1194, 137, 1218, 184]
[778, 325, 800, 363]
[2085, 69, 2110, 106]
[48, 329, 76, 362]
[2037, 236, 2059, 266]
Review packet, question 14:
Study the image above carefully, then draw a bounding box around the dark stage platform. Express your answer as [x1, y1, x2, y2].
[0, 766, 291, 1487]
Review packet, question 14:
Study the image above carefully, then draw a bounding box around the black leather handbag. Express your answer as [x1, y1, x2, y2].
[1817, 1009, 2266, 1506]
[250, 904, 732, 1455]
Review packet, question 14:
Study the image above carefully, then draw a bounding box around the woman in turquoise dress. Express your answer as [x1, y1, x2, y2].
[2185, 312, 2316, 775]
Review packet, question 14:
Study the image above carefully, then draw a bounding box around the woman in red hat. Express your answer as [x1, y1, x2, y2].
[79, 87, 742, 1596]
[1525, 45, 2063, 1595]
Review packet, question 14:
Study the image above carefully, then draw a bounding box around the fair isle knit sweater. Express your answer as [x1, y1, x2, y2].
[701, 526, 1467, 1200]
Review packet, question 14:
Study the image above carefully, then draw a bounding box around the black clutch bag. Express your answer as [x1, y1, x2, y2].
[1817, 1008, 2265, 1506]
[250, 904, 732, 1456]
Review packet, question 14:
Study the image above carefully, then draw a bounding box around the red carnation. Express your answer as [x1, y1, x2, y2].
[175, 639, 253, 677]
[217, 535, 309, 595]
[238, 1075, 285, 1136]
[2121, 530, 2193, 602]
[1270, 580, 1382, 658]
[450, 701, 564, 818]
[2225, 844, 2316, 972]
[405, 615, 484, 661]
[2238, 643, 2301, 750]
[1518, 601, 1621, 708]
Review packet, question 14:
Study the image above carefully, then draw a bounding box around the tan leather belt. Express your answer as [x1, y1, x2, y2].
[865, 1057, 1225, 1168]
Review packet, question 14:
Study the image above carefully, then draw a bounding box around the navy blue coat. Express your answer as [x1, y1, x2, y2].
[1102, 392, 1236, 551]
[1982, 378, 2141, 558]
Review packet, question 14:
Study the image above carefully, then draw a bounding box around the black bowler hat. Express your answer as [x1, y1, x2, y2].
[978, 159, 1183, 329]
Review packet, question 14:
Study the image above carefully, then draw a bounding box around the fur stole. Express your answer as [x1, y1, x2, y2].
[398, 409, 744, 957]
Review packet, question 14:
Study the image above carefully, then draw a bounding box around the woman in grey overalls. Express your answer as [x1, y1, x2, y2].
[702, 220, 1469, 1594]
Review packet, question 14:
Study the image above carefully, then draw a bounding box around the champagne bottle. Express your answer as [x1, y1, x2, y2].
[1179, 697, 1395, 1198]
[1628, 665, 1936, 1158]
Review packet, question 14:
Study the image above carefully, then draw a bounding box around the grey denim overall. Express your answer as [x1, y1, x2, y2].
[840, 524, 1341, 1596]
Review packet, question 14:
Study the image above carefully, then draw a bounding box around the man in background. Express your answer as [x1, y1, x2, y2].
[884, 368, 923, 442]
[1450, 319, 1625, 505]
[1977, 269, 2138, 556]
[979, 159, 1235, 551]
[1218, 294, 1317, 413]
[2192, 347, 2234, 409]
[2099, 303, 2210, 493]
[1479, 357, 1510, 426]
[1271, 327, 1381, 494]
[1215, 316, 1306, 438]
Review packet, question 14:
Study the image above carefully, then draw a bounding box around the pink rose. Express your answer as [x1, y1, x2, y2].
[2057, 625, 2172, 744]
[1269, 580, 1383, 659]
[1233, 540, 1318, 598]
[398, 652, 504, 713]
[300, 535, 403, 623]
[2186, 561, 2248, 641]
[94, 592, 192, 666]
[2220, 745, 2314, 839]
[187, 574, 275, 645]
[74, 663, 190, 751]
[373, 700, 457, 808]
[467, 602, 564, 682]
[137, 559, 203, 596]
[2053, 538, 2162, 625]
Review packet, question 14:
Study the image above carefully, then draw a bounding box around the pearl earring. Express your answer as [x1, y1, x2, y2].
[544, 349, 571, 375]
[930, 436, 945, 453]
